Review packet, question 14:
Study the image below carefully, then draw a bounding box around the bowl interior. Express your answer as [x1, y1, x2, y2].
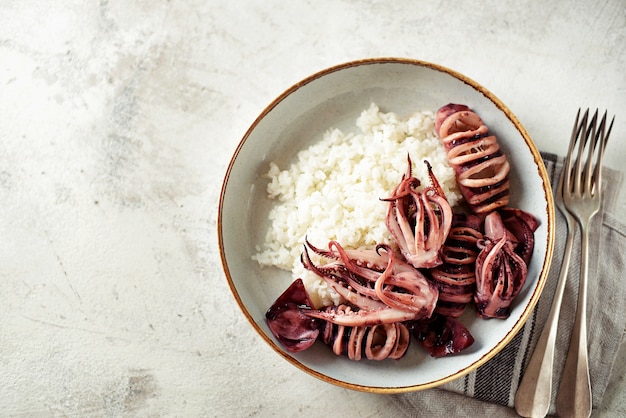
[219, 58, 554, 392]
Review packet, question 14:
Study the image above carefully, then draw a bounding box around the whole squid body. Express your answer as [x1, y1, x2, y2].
[435, 103, 510, 214]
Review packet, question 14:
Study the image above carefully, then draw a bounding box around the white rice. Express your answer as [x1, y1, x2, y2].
[253, 103, 461, 309]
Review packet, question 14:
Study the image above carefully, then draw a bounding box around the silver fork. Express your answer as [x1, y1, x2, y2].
[514, 138, 578, 415]
[556, 108, 614, 418]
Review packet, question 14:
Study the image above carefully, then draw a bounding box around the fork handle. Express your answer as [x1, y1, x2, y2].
[556, 223, 592, 418]
[515, 223, 575, 417]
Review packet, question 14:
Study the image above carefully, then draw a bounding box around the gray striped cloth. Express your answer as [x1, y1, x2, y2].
[393, 152, 626, 416]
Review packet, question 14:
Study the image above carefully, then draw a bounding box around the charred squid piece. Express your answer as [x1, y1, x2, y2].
[435, 103, 511, 214]
[409, 312, 475, 357]
[474, 211, 528, 319]
[384, 156, 453, 269]
[301, 240, 439, 322]
[312, 305, 411, 361]
[265, 279, 320, 353]
[498, 207, 539, 266]
[430, 213, 483, 318]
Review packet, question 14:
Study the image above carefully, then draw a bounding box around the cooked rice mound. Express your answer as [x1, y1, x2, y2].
[253, 103, 461, 308]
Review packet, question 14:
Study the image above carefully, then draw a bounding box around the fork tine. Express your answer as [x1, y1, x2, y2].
[582, 109, 600, 196]
[592, 111, 615, 197]
[564, 108, 581, 194]
[566, 108, 588, 197]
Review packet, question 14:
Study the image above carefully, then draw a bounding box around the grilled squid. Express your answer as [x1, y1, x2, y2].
[409, 313, 475, 357]
[435, 104, 510, 214]
[430, 213, 483, 318]
[474, 211, 531, 319]
[315, 305, 411, 360]
[384, 157, 453, 269]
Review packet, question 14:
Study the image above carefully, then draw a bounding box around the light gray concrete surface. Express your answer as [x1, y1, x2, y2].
[1, 1, 624, 416]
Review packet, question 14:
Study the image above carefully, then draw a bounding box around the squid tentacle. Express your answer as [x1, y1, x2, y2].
[384, 157, 453, 269]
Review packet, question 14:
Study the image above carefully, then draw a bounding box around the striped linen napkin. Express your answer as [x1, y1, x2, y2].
[392, 152, 626, 416]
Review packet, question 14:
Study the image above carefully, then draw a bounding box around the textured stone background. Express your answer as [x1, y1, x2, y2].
[1, 1, 624, 416]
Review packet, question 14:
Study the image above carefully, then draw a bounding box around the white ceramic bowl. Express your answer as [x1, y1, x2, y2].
[219, 58, 555, 393]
